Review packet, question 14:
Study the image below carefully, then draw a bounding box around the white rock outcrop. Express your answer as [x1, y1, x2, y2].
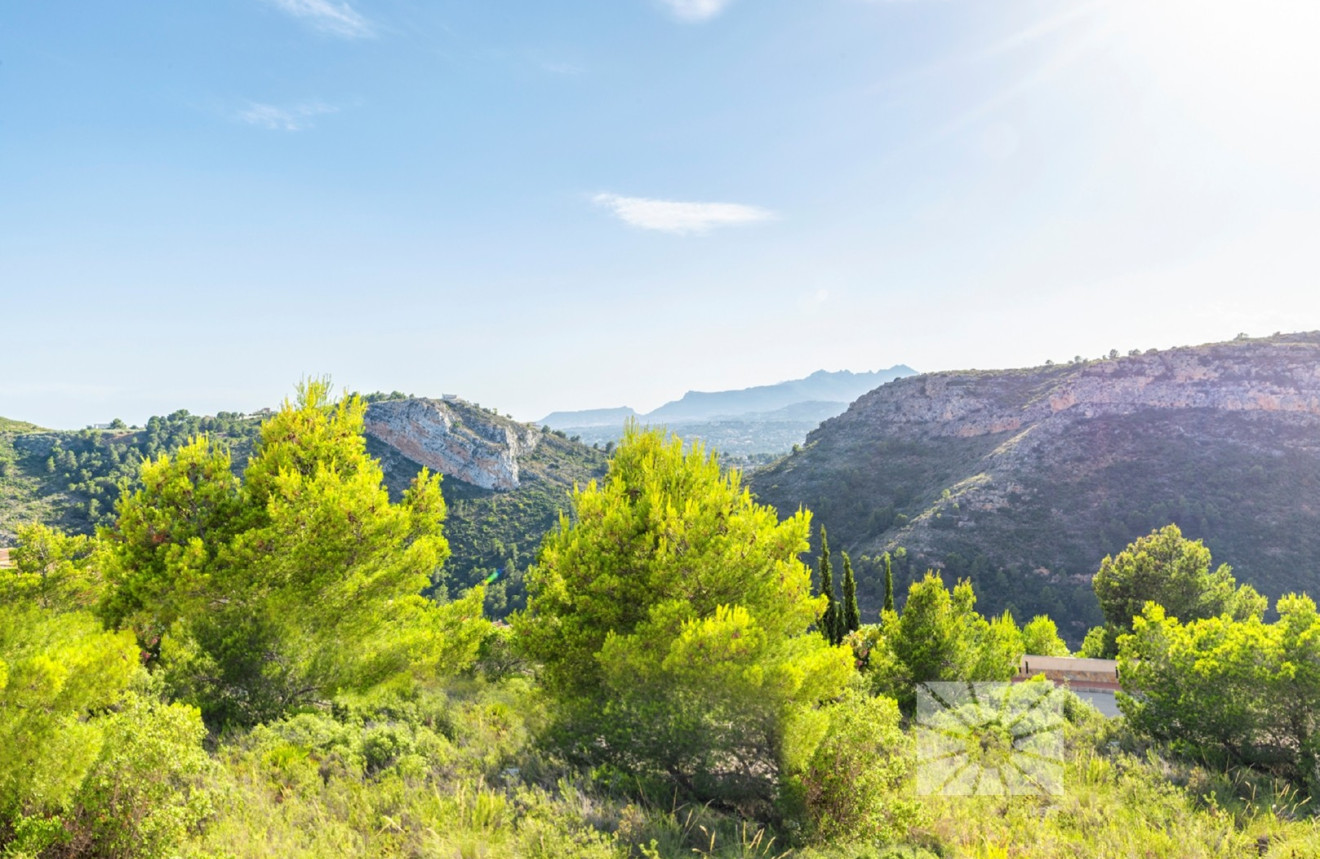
[364, 398, 540, 491]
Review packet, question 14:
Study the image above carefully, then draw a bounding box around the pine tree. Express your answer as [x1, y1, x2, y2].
[516, 425, 853, 804]
[819, 526, 837, 643]
[841, 551, 860, 636]
[882, 551, 896, 614]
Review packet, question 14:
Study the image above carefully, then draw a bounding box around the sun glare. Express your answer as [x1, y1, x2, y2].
[1102, 0, 1320, 176]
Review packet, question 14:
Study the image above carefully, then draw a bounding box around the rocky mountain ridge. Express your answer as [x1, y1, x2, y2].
[851, 340, 1320, 441]
[749, 333, 1320, 638]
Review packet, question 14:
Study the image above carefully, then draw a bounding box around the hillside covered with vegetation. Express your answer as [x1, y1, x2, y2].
[0, 395, 606, 620]
[366, 397, 607, 616]
[750, 333, 1320, 642]
[0, 411, 266, 541]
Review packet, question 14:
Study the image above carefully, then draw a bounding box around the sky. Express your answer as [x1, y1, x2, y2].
[3, 0, 1319, 429]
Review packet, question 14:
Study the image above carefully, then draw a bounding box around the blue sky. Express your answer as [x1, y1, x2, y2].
[3, 0, 1318, 428]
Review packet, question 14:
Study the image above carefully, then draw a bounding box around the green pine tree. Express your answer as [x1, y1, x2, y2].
[842, 551, 860, 635]
[883, 552, 895, 614]
[819, 526, 837, 643]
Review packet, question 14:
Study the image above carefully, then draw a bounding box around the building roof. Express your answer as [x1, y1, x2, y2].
[0, 547, 13, 569]
[1019, 655, 1118, 674]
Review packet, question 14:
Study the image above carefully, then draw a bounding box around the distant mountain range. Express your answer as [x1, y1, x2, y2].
[748, 333, 1320, 642]
[540, 366, 917, 458]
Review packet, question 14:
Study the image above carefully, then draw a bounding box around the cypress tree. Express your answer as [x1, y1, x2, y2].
[819, 526, 837, 643]
[841, 551, 860, 635]
[882, 551, 896, 613]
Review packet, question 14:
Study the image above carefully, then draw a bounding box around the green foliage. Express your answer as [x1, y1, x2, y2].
[197, 680, 604, 858]
[97, 436, 245, 650]
[11, 384, 1320, 855]
[1092, 524, 1266, 656]
[1077, 625, 1108, 658]
[780, 691, 921, 845]
[818, 527, 840, 645]
[356, 390, 413, 403]
[515, 425, 853, 807]
[840, 552, 860, 636]
[0, 417, 47, 434]
[915, 716, 1320, 858]
[3, 523, 99, 610]
[1, 410, 262, 539]
[1119, 595, 1320, 787]
[1020, 614, 1069, 656]
[64, 693, 213, 858]
[864, 572, 1023, 710]
[0, 592, 210, 857]
[881, 552, 895, 613]
[98, 380, 488, 728]
[2, 396, 608, 623]
[0, 603, 139, 827]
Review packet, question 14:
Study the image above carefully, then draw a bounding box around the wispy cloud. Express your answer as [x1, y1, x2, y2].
[592, 193, 776, 235]
[238, 100, 340, 131]
[657, 0, 735, 23]
[265, 0, 373, 38]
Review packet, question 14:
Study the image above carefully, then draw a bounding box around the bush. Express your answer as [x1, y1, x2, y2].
[781, 691, 922, 846]
[65, 694, 213, 857]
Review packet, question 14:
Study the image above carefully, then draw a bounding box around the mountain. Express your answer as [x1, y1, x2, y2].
[0, 398, 606, 619]
[748, 333, 1320, 641]
[364, 397, 607, 615]
[540, 366, 917, 459]
[645, 367, 917, 423]
[0, 411, 266, 541]
[0, 417, 46, 433]
[538, 406, 638, 428]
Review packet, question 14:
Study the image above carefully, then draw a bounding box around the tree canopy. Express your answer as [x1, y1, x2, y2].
[514, 424, 853, 806]
[97, 380, 488, 728]
[1119, 593, 1320, 787]
[1090, 524, 1266, 657]
[861, 572, 1024, 710]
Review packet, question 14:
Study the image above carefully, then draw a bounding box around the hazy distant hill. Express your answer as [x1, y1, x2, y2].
[748, 334, 1320, 641]
[646, 367, 917, 422]
[538, 406, 638, 428]
[542, 366, 916, 458]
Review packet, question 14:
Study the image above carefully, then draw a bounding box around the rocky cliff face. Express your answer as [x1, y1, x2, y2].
[364, 398, 541, 491]
[362, 397, 607, 618]
[750, 333, 1320, 639]
[837, 336, 1320, 441]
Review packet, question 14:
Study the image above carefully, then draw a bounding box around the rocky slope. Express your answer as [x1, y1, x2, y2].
[749, 333, 1320, 639]
[364, 398, 607, 616]
[365, 398, 543, 491]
